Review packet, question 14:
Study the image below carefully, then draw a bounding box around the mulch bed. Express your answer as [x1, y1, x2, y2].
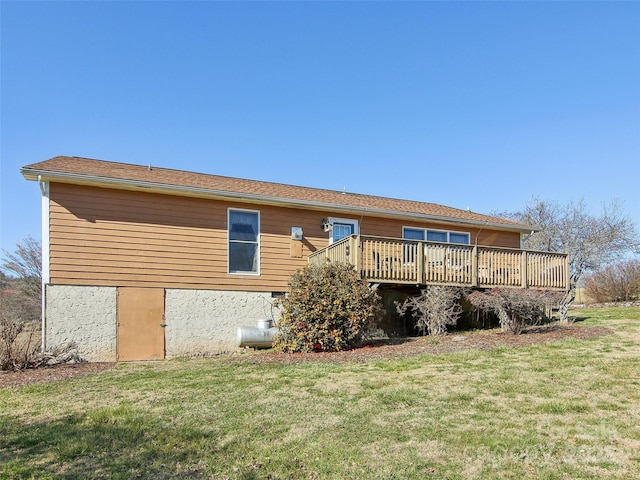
[0, 324, 612, 389]
[229, 324, 613, 365]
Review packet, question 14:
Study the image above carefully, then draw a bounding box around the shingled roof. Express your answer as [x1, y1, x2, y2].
[22, 156, 530, 232]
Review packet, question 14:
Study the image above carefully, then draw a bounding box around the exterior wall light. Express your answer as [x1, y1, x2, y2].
[291, 227, 303, 240]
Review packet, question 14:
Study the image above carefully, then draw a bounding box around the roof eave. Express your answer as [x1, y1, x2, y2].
[21, 167, 535, 234]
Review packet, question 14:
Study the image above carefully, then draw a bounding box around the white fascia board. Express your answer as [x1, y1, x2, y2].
[21, 168, 534, 234]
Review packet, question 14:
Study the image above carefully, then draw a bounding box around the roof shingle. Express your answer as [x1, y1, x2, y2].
[22, 156, 529, 231]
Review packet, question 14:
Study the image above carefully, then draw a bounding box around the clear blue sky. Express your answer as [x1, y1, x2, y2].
[2, 1, 639, 252]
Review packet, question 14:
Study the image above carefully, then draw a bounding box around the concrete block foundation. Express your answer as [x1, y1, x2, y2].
[44, 286, 279, 361]
[164, 289, 277, 357]
[45, 285, 117, 362]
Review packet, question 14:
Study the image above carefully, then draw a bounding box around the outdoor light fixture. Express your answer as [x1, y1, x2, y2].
[291, 227, 303, 240]
[321, 218, 332, 232]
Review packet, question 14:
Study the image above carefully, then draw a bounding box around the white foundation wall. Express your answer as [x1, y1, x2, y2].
[165, 289, 277, 357]
[45, 285, 117, 362]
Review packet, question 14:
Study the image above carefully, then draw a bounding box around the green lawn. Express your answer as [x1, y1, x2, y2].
[1, 307, 639, 479]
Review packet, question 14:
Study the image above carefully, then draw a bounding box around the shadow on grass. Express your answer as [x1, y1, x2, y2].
[362, 336, 418, 347]
[0, 408, 218, 479]
[570, 316, 589, 323]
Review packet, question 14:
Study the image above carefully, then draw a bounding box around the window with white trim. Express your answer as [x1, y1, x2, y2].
[402, 227, 470, 245]
[228, 209, 260, 274]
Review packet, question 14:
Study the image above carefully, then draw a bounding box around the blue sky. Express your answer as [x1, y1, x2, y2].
[2, 1, 639, 252]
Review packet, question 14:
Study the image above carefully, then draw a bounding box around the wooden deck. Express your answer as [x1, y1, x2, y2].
[308, 235, 569, 290]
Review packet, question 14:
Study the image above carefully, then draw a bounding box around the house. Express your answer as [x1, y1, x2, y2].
[22, 156, 568, 361]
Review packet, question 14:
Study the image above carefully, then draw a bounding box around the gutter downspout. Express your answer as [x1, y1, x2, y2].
[38, 176, 50, 352]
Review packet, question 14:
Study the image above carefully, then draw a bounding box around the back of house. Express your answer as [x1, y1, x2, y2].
[22, 156, 565, 361]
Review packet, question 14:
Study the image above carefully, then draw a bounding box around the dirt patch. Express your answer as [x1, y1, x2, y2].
[0, 362, 114, 389]
[0, 324, 612, 388]
[229, 324, 613, 365]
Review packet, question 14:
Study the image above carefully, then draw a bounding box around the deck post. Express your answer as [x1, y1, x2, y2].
[417, 242, 424, 284]
[520, 251, 528, 288]
[472, 245, 478, 287]
[352, 235, 361, 273]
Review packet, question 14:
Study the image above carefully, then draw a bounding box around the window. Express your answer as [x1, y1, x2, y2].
[402, 227, 470, 245]
[403, 227, 425, 241]
[400, 228, 423, 263]
[229, 209, 259, 274]
[426, 230, 448, 243]
[449, 232, 471, 244]
[329, 218, 359, 244]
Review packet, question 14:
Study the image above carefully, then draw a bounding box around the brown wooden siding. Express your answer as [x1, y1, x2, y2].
[48, 183, 521, 291]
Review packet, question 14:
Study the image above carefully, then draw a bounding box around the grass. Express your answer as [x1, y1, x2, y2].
[1, 307, 639, 479]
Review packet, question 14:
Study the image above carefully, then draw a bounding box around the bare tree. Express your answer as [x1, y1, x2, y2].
[1, 236, 42, 298]
[505, 198, 639, 320]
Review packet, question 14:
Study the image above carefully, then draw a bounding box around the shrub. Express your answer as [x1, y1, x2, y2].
[273, 262, 380, 353]
[466, 288, 562, 334]
[583, 259, 640, 303]
[396, 286, 466, 336]
[0, 289, 40, 370]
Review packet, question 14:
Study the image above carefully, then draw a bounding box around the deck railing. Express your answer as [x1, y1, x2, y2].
[308, 235, 569, 290]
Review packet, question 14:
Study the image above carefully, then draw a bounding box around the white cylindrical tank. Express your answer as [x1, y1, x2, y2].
[237, 319, 278, 348]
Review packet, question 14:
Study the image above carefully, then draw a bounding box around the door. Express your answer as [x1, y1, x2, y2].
[329, 218, 359, 244]
[117, 287, 165, 361]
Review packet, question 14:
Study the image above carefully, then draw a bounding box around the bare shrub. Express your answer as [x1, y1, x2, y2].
[36, 342, 84, 367]
[583, 259, 640, 303]
[396, 286, 466, 336]
[466, 288, 562, 334]
[0, 289, 40, 370]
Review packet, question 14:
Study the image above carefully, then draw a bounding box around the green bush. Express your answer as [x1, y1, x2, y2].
[273, 262, 380, 353]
